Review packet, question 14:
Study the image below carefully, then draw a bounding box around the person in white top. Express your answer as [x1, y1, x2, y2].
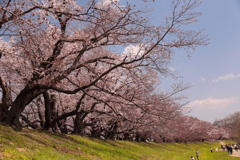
[191, 156, 195, 160]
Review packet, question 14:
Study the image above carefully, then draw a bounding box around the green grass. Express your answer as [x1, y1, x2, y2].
[0, 124, 238, 160]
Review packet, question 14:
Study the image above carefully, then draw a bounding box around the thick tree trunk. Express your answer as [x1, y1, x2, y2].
[135, 132, 146, 142]
[91, 127, 103, 138]
[72, 111, 89, 135]
[72, 114, 82, 134]
[43, 91, 58, 131]
[36, 97, 45, 127]
[123, 133, 130, 140]
[0, 77, 12, 116]
[0, 85, 46, 129]
[43, 91, 51, 130]
[105, 121, 118, 140]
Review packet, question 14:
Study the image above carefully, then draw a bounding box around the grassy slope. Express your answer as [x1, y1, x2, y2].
[0, 125, 238, 160]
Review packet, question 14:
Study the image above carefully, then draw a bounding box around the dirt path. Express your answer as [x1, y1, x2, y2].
[219, 141, 240, 157]
[219, 141, 225, 145]
[230, 151, 240, 157]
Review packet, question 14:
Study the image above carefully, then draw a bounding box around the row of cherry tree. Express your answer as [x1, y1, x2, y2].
[0, 0, 229, 142]
[213, 111, 240, 143]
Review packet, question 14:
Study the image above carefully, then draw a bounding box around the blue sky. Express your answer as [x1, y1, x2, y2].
[150, 0, 240, 123]
[178, 0, 240, 123]
[170, 0, 240, 123]
[118, 0, 240, 123]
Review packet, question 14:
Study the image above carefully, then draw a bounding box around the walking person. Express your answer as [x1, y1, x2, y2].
[196, 150, 199, 160]
[229, 146, 233, 155]
[210, 147, 213, 153]
[226, 145, 230, 155]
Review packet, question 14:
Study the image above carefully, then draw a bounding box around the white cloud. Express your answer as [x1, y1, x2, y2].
[212, 73, 240, 83]
[122, 44, 145, 59]
[188, 97, 239, 110]
[98, 0, 120, 7]
[170, 66, 175, 71]
[200, 77, 205, 83]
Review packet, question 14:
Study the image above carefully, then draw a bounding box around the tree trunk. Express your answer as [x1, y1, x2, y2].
[36, 97, 45, 127]
[105, 121, 118, 140]
[135, 132, 141, 142]
[43, 91, 51, 130]
[0, 85, 46, 129]
[72, 111, 89, 135]
[0, 77, 12, 116]
[123, 133, 130, 140]
[72, 114, 82, 134]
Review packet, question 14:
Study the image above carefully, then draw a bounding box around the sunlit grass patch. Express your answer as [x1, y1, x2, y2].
[0, 124, 239, 160]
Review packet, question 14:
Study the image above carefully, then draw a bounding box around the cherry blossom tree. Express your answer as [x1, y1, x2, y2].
[0, 0, 208, 131]
[214, 112, 240, 143]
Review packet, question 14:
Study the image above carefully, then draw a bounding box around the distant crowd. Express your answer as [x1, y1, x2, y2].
[190, 144, 240, 159]
[221, 144, 240, 155]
